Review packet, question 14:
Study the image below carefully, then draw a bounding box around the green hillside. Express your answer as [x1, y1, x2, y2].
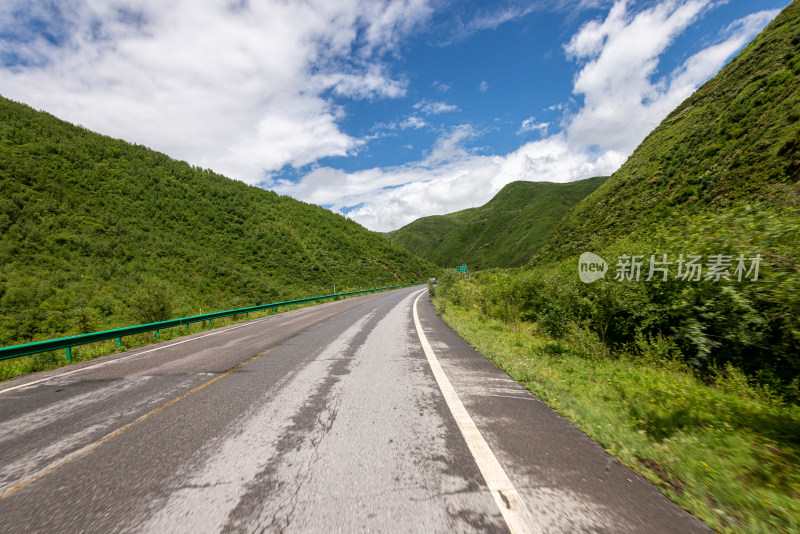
[513, 1, 800, 387]
[433, 1, 800, 394]
[385, 177, 607, 268]
[534, 1, 800, 262]
[0, 96, 434, 346]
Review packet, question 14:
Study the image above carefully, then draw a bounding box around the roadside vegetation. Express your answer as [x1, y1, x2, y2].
[422, 7, 800, 531]
[431, 270, 800, 534]
[431, 198, 800, 398]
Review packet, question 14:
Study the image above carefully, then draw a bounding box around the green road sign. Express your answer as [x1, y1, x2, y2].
[456, 265, 468, 272]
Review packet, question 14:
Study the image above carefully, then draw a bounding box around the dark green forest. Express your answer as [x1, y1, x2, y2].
[0, 96, 434, 346]
[384, 177, 607, 269]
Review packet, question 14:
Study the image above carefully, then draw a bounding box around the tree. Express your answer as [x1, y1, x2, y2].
[129, 283, 173, 324]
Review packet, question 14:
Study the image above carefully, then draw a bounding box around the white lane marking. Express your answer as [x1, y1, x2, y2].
[0, 318, 271, 394]
[0, 302, 343, 394]
[412, 291, 542, 534]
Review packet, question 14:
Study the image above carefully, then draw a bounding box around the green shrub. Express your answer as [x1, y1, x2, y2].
[435, 202, 800, 400]
[128, 282, 174, 324]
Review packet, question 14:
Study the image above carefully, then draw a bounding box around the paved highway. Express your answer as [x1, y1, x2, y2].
[0, 286, 710, 533]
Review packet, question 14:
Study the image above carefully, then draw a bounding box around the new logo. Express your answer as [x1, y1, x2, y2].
[579, 252, 607, 283]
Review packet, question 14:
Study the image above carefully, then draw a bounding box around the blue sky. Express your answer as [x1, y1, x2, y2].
[0, 0, 788, 230]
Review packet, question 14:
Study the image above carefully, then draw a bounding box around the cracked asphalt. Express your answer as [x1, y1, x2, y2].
[0, 286, 710, 533]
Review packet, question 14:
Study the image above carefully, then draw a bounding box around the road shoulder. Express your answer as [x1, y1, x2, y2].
[413, 291, 711, 534]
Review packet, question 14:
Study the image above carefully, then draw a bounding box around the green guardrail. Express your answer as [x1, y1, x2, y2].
[0, 283, 423, 363]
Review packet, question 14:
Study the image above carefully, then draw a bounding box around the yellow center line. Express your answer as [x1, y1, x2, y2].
[1, 294, 376, 500]
[1, 348, 273, 499]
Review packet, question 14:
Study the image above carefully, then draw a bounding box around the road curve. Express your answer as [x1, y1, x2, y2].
[0, 286, 709, 533]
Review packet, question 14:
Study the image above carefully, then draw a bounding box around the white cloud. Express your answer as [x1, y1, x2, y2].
[441, 3, 537, 44]
[413, 99, 459, 114]
[314, 66, 407, 100]
[278, 1, 779, 231]
[565, 0, 712, 152]
[0, 0, 432, 182]
[518, 117, 550, 135]
[426, 124, 476, 163]
[564, 0, 630, 59]
[478, 80, 489, 92]
[564, 1, 778, 154]
[273, 125, 484, 206]
[399, 115, 427, 129]
[467, 4, 536, 31]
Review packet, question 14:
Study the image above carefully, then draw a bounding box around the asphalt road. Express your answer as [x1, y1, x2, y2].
[0, 286, 710, 533]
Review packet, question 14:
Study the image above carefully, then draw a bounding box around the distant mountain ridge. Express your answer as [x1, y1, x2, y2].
[0, 96, 434, 345]
[384, 177, 607, 269]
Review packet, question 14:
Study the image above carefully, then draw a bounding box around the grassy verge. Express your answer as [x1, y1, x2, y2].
[434, 299, 800, 534]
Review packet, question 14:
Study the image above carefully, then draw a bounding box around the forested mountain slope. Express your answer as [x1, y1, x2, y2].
[0, 96, 434, 345]
[385, 177, 607, 268]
